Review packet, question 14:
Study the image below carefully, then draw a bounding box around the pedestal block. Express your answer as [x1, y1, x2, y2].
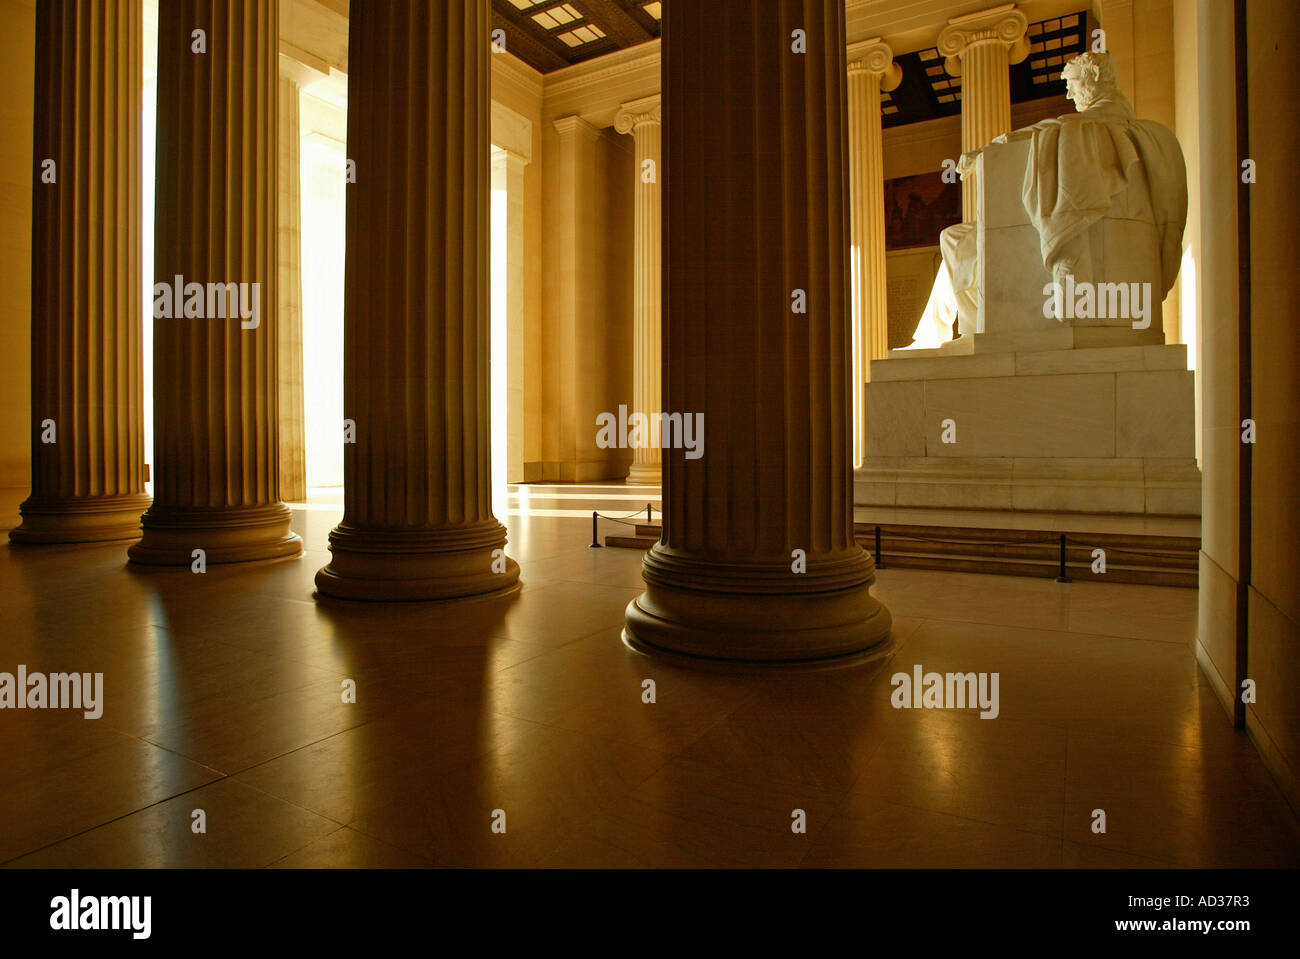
[858, 341, 1201, 516]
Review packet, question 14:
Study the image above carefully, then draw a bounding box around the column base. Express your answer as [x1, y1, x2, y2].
[624, 544, 892, 664]
[128, 503, 302, 565]
[10, 493, 152, 544]
[314, 520, 521, 602]
[626, 462, 662, 486]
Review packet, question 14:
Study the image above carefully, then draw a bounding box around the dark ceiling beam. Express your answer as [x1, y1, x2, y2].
[607, 0, 662, 37]
[616, 0, 663, 37]
[572, 0, 656, 47]
[491, 7, 572, 72]
[884, 54, 942, 128]
[565, 38, 623, 65]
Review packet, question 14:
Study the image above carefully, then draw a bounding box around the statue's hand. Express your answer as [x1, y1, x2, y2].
[956, 152, 978, 176]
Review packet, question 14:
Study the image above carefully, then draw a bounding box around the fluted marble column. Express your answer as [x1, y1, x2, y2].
[277, 67, 307, 503]
[11, 0, 150, 544]
[937, 4, 1030, 222]
[614, 95, 663, 487]
[315, 0, 519, 601]
[624, 0, 892, 663]
[130, 0, 301, 565]
[846, 38, 900, 469]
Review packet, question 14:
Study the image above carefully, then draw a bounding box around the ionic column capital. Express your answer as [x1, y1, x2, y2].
[614, 94, 662, 135]
[936, 3, 1030, 76]
[847, 37, 902, 92]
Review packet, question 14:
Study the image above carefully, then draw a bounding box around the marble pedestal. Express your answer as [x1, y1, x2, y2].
[857, 330, 1200, 516]
[862, 110, 1200, 522]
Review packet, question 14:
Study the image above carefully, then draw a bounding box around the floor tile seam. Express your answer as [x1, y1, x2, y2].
[144, 706, 414, 778]
[0, 772, 231, 867]
[268, 822, 439, 868]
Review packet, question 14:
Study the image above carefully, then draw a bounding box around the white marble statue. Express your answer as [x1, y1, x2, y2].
[904, 51, 1188, 349]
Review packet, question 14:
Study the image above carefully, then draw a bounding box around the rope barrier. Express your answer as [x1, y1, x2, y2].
[594, 508, 653, 522]
[864, 528, 1188, 555]
[869, 531, 1060, 549]
[589, 504, 658, 548]
[866, 524, 1194, 582]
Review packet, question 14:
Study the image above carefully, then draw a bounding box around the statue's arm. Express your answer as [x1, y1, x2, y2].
[957, 124, 1039, 174]
[995, 126, 1036, 144]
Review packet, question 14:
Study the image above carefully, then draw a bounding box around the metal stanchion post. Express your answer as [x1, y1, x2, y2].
[1054, 533, 1071, 583]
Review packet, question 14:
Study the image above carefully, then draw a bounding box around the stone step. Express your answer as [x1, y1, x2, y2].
[634, 523, 661, 537]
[854, 522, 1198, 588]
[605, 534, 659, 550]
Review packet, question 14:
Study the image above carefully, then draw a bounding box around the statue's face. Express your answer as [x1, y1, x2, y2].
[1064, 73, 1093, 111]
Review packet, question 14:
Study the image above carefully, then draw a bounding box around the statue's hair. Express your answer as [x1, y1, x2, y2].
[1061, 51, 1118, 95]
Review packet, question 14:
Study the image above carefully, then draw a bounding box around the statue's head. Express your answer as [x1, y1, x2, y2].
[1062, 52, 1119, 112]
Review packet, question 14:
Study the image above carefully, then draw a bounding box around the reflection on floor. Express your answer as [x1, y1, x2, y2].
[1, 484, 1296, 868]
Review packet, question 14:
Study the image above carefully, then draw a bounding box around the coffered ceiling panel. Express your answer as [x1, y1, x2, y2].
[884, 10, 1089, 128]
[493, 0, 661, 73]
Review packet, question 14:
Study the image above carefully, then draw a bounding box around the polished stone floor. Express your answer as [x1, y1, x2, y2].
[1, 485, 1296, 868]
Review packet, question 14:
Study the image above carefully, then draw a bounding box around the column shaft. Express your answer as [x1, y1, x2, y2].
[130, 0, 300, 565]
[961, 42, 1014, 156]
[549, 115, 600, 480]
[315, 0, 518, 601]
[959, 40, 1013, 223]
[938, 5, 1029, 222]
[278, 72, 307, 502]
[615, 97, 663, 486]
[624, 0, 891, 663]
[846, 40, 898, 468]
[12, 0, 150, 544]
